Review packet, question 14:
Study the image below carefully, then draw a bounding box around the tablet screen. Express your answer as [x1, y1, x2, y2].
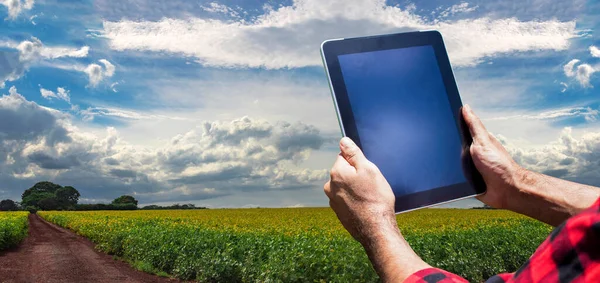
[337, 45, 466, 198]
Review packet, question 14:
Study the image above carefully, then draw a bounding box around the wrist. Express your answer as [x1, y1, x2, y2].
[360, 221, 429, 282]
[496, 164, 532, 210]
[355, 207, 398, 246]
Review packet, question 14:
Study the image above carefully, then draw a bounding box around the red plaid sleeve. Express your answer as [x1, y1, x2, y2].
[405, 198, 600, 283]
[403, 268, 468, 283]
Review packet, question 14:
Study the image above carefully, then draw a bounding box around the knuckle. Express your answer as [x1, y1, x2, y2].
[364, 162, 379, 175]
[329, 168, 338, 179]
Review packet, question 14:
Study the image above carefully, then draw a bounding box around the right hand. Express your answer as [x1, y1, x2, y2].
[462, 105, 526, 209]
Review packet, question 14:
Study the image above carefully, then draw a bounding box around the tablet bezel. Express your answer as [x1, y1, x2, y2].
[321, 30, 486, 213]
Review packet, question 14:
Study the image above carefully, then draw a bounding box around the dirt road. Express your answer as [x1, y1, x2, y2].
[0, 214, 179, 283]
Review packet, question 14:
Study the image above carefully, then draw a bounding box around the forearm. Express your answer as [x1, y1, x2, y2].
[359, 214, 430, 282]
[506, 168, 600, 226]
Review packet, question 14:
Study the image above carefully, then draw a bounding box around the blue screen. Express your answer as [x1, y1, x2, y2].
[338, 45, 466, 197]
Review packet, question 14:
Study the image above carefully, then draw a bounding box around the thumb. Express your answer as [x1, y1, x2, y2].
[340, 137, 367, 168]
[462, 105, 489, 142]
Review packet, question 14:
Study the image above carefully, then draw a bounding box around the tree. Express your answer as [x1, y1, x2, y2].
[55, 186, 80, 208]
[38, 197, 60, 211]
[22, 181, 63, 200]
[22, 192, 55, 209]
[0, 199, 19, 211]
[112, 195, 138, 206]
[21, 181, 81, 211]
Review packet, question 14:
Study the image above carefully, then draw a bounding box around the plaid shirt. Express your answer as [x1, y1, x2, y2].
[405, 198, 600, 283]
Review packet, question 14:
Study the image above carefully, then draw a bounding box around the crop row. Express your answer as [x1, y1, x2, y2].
[39, 209, 552, 282]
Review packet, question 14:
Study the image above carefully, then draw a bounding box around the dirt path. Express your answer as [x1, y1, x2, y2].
[0, 214, 179, 283]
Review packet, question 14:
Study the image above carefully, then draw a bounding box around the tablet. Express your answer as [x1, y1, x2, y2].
[321, 31, 486, 213]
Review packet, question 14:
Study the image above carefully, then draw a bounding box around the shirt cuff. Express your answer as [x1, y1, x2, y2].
[403, 268, 469, 283]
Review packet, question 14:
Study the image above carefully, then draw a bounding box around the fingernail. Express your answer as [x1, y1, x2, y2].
[464, 104, 471, 112]
[341, 137, 354, 148]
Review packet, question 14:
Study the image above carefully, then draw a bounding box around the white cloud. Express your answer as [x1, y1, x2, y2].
[439, 2, 478, 18]
[201, 2, 240, 18]
[84, 59, 115, 87]
[1, 0, 34, 20]
[564, 59, 597, 88]
[503, 128, 600, 186]
[0, 38, 90, 87]
[39, 87, 70, 103]
[564, 59, 580, 77]
[591, 46, 600, 58]
[99, 59, 115, 77]
[575, 64, 596, 88]
[487, 106, 599, 122]
[79, 106, 193, 122]
[101, 0, 576, 69]
[84, 64, 103, 86]
[110, 82, 119, 92]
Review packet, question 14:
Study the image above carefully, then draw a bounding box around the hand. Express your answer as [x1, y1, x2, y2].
[324, 138, 431, 282]
[462, 105, 525, 209]
[324, 137, 397, 244]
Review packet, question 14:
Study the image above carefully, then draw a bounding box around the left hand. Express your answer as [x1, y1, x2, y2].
[324, 137, 397, 244]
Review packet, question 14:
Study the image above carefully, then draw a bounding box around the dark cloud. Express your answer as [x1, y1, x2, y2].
[0, 88, 63, 141]
[0, 51, 26, 87]
[0, 89, 327, 205]
[27, 152, 81, 170]
[109, 168, 138, 178]
[274, 122, 324, 152]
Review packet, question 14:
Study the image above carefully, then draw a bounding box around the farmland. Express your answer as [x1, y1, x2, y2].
[0, 212, 29, 250]
[39, 208, 553, 282]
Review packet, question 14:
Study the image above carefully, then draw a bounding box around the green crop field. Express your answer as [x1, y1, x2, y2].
[39, 208, 553, 282]
[0, 212, 29, 251]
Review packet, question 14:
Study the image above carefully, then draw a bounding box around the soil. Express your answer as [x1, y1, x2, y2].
[0, 214, 180, 283]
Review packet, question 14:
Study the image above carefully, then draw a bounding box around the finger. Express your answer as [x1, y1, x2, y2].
[462, 105, 490, 142]
[339, 137, 368, 168]
[331, 153, 357, 177]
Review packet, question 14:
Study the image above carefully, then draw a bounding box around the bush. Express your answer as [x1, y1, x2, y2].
[0, 212, 29, 250]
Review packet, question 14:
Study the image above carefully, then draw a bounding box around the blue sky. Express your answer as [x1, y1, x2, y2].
[0, 0, 599, 208]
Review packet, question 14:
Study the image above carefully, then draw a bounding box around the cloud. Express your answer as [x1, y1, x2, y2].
[502, 128, 600, 186]
[201, 2, 240, 18]
[84, 59, 115, 87]
[564, 59, 580, 77]
[101, 0, 576, 69]
[1, 0, 34, 20]
[438, 2, 478, 18]
[487, 107, 599, 122]
[40, 87, 70, 103]
[0, 87, 68, 143]
[0, 38, 89, 87]
[0, 88, 327, 204]
[99, 59, 115, 77]
[591, 46, 600, 58]
[563, 59, 597, 88]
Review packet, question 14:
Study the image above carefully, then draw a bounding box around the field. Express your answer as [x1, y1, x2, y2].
[0, 212, 29, 250]
[39, 208, 553, 282]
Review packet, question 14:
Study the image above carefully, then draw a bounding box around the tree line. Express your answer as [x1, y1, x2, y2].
[0, 181, 206, 212]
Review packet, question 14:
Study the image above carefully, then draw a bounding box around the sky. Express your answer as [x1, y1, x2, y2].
[0, 0, 599, 208]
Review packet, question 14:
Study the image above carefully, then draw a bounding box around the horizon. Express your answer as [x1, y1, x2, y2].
[1, 0, 599, 209]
